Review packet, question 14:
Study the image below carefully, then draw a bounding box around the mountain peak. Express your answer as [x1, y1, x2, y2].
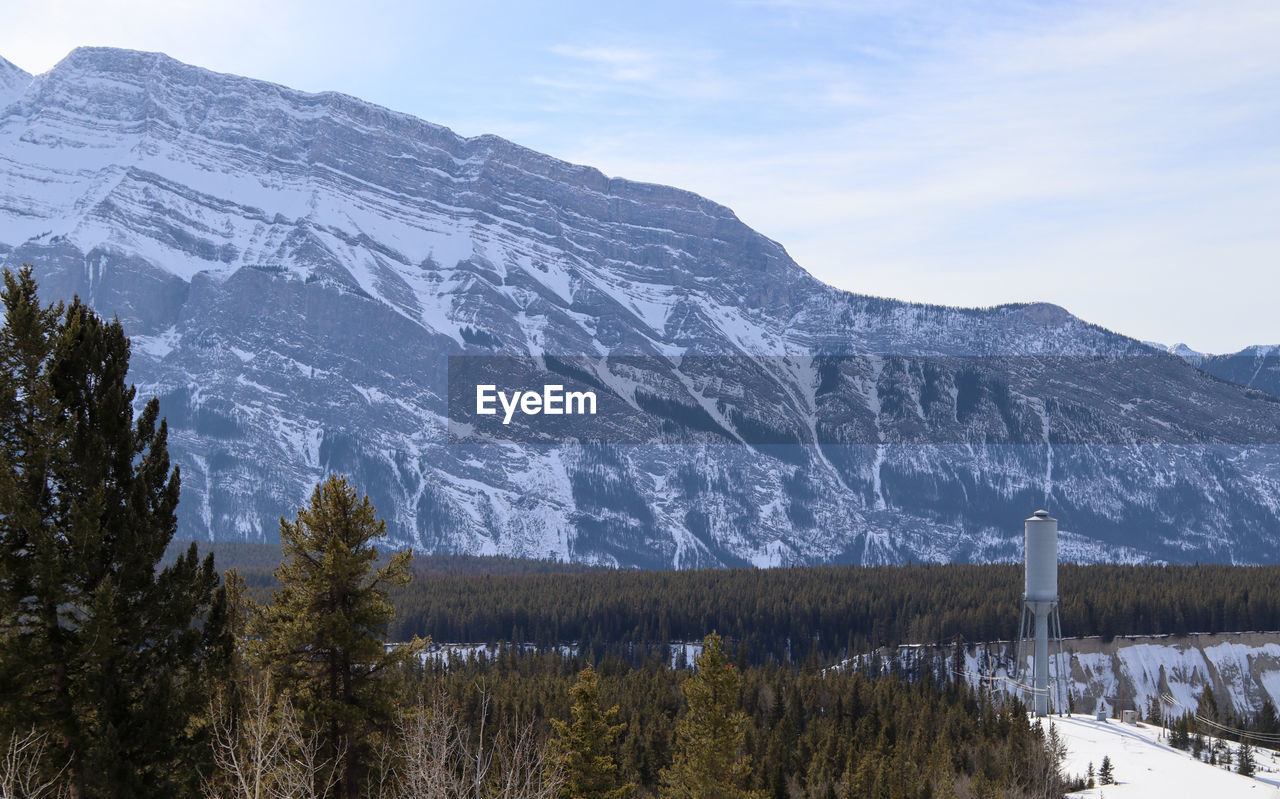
[1144, 341, 1206, 359]
[1010, 302, 1074, 327]
[0, 54, 31, 106]
[1170, 342, 1204, 359]
[54, 45, 164, 68]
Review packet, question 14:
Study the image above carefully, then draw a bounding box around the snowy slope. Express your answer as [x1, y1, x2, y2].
[3, 48, 1280, 565]
[1055, 714, 1280, 798]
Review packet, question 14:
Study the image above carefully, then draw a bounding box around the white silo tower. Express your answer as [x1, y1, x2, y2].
[1014, 509, 1067, 717]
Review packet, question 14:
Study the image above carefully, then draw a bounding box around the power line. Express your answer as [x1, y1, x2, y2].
[1159, 692, 1280, 746]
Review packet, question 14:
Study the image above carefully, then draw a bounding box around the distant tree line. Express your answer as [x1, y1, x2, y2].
[209, 553, 1280, 665]
[170, 543, 609, 579]
[365, 562, 1280, 664]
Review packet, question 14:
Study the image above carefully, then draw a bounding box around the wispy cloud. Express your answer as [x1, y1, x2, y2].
[535, 1, 1280, 351]
[537, 42, 738, 103]
[548, 45, 666, 84]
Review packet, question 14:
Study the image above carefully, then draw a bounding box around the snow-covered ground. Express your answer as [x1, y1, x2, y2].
[1052, 713, 1280, 798]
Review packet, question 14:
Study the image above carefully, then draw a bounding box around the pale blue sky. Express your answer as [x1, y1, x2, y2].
[3, 1, 1277, 353]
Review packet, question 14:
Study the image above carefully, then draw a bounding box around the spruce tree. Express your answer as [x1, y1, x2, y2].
[1237, 742, 1256, 777]
[1098, 754, 1114, 785]
[0, 265, 229, 798]
[249, 475, 422, 799]
[552, 663, 633, 799]
[0, 267, 63, 739]
[659, 633, 765, 799]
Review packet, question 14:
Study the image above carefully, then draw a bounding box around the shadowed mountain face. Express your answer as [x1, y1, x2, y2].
[2, 47, 1279, 567]
[1180, 346, 1280, 401]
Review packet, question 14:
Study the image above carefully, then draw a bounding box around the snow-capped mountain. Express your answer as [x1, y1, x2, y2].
[1145, 342, 1207, 364]
[3, 48, 1280, 567]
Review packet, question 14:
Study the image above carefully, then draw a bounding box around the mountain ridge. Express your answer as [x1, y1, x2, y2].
[2, 48, 1126, 350]
[3, 47, 1279, 567]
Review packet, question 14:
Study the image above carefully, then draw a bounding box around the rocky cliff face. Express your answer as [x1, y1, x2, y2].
[863, 632, 1280, 720]
[3, 48, 1279, 566]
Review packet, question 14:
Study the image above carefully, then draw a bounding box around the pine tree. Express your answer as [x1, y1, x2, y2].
[1098, 754, 1114, 785]
[249, 475, 423, 799]
[0, 265, 229, 798]
[552, 663, 633, 799]
[659, 633, 765, 799]
[1236, 742, 1256, 777]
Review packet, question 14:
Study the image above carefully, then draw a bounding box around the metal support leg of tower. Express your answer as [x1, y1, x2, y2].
[1014, 602, 1031, 679]
[1034, 606, 1050, 716]
[1051, 605, 1067, 715]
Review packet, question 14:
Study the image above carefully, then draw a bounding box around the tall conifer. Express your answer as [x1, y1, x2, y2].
[1237, 742, 1256, 776]
[0, 265, 228, 798]
[659, 633, 765, 799]
[552, 663, 632, 799]
[250, 475, 422, 799]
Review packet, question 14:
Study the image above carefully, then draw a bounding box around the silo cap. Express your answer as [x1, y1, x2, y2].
[1029, 509, 1053, 520]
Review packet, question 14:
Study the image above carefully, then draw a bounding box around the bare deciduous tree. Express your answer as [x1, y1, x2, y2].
[391, 695, 562, 799]
[206, 678, 287, 799]
[275, 705, 344, 799]
[489, 721, 562, 799]
[393, 698, 467, 798]
[0, 728, 68, 799]
[204, 678, 343, 799]
[207, 683, 557, 799]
